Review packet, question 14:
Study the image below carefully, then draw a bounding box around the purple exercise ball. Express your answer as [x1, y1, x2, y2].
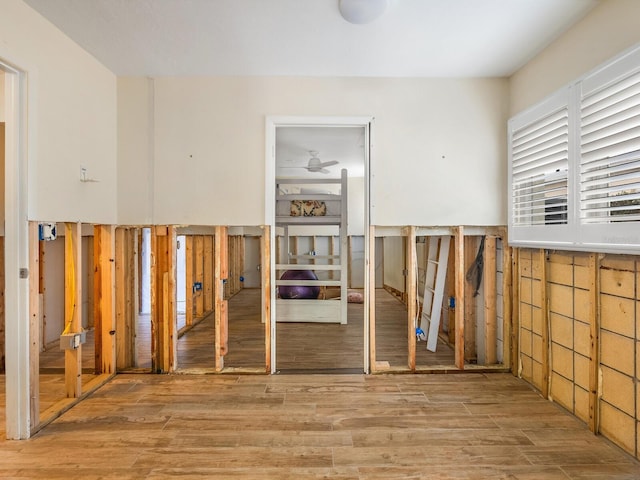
[279, 269, 320, 299]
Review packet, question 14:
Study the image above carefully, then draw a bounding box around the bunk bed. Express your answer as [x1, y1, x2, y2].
[275, 169, 348, 324]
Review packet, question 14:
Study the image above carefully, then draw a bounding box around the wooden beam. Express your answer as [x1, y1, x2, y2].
[214, 226, 229, 371]
[151, 226, 176, 373]
[588, 253, 601, 433]
[407, 226, 417, 371]
[464, 236, 478, 363]
[115, 228, 134, 370]
[0, 235, 4, 374]
[64, 222, 82, 398]
[483, 236, 497, 365]
[204, 235, 213, 313]
[368, 226, 377, 373]
[195, 235, 204, 317]
[185, 236, 194, 326]
[94, 225, 116, 374]
[499, 229, 513, 370]
[538, 249, 549, 399]
[510, 249, 520, 376]
[454, 226, 465, 370]
[28, 222, 39, 429]
[262, 226, 271, 373]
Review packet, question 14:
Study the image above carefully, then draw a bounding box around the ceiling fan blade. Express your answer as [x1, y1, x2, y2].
[319, 168, 330, 174]
[319, 160, 338, 168]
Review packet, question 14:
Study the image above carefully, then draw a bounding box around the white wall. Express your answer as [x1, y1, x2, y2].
[0, 0, 117, 224]
[118, 77, 154, 224]
[510, 0, 640, 115]
[118, 76, 508, 227]
[382, 236, 405, 292]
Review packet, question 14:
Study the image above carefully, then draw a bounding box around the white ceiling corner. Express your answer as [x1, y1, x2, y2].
[23, 0, 600, 78]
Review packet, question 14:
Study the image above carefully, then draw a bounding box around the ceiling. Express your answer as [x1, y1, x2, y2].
[23, 0, 599, 78]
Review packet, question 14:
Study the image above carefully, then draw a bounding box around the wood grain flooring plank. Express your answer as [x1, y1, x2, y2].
[2, 372, 640, 478]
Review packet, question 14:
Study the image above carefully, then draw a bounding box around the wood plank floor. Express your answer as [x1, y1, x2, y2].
[1, 372, 640, 479]
[176, 288, 455, 372]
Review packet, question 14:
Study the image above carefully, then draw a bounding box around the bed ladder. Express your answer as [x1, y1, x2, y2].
[419, 236, 450, 352]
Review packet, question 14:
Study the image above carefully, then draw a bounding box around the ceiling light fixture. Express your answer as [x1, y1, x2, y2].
[339, 0, 390, 24]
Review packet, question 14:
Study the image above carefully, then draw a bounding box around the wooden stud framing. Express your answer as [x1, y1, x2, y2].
[538, 249, 550, 399]
[204, 235, 214, 313]
[483, 236, 497, 365]
[445, 239, 456, 345]
[39, 238, 45, 350]
[0, 235, 4, 374]
[407, 226, 417, 371]
[115, 228, 136, 370]
[93, 225, 116, 375]
[464, 236, 478, 362]
[64, 222, 82, 398]
[214, 226, 229, 371]
[368, 226, 377, 373]
[150, 226, 176, 373]
[588, 253, 601, 433]
[28, 222, 39, 428]
[195, 235, 204, 317]
[185, 236, 194, 326]
[262, 226, 271, 373]
[454, 226, 465, 369]
[510, 248, 520, 375]
[499, 229, 512, 370]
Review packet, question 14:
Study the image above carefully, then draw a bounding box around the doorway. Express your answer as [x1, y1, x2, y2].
[265, 116, 372, 373]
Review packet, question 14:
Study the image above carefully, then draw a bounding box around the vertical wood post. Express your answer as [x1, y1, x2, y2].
[262, 226, 271, 373]
[588, 253, 601, 433]
[94, 225, 116, 374]
[464, 236, 478, 362]
[204, 235, 214, 313]
[454, 226, 465, 369]
[539, 249, 549, 399]
[115, 228, 135, 370]
[500, 229, 513, 370]
[64, 222, 82, 398]
[150, 226, 176, 373]
[185, 236, 194, 326]
[407, 226, 417, 371]
[28, 222, 39, 428]
[195, 236, 204, 317]
[214, 226, 229, 371]
[510, 248, 520, 375]
[484, 236, 497, 365]
[369, 226, 377, 372]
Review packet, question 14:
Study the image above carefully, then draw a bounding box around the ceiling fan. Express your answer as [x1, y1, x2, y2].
[282, 151, 339, 174]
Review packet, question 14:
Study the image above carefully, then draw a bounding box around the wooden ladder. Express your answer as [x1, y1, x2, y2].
[419, 236, 450, 352]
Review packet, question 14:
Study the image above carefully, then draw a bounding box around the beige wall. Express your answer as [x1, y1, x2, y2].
[117, 77, 154, 224]
[119, 76, 509, 226]
[0, 0, 117, 224]
[510, 0, 640, 115]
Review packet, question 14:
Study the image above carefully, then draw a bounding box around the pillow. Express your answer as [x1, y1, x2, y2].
[290, 200, 327, 217]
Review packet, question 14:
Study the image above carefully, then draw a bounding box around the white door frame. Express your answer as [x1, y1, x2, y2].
[2, 60, 31, 438]
[265, 115, 373, 373]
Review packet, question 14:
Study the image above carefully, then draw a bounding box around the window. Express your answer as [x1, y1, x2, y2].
[508, 43, 640, 254]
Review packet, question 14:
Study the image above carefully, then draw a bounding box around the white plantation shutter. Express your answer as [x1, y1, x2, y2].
[512, 107, 569, 226]
[508, 43, 640, 253]
[580, 69, 640, 224]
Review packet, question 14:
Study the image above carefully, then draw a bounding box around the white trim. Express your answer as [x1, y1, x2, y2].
[2, 61, 31, 439]
[265, 115, 373, 373]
